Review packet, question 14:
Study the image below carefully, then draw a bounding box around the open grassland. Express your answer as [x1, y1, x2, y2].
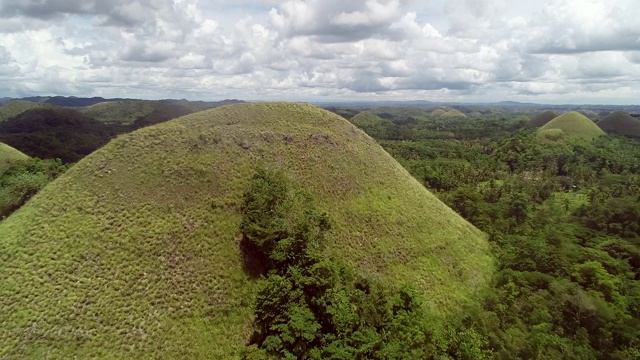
[0, 100, 54, 122]
[0, 141, 29, 172]
[538, 111, 605, 141]
[0, 102, 492, 359]
[598, 111, 640, 138]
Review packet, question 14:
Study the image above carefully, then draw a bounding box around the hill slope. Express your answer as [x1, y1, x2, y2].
[0, 100, 54, 122]
[528, 110, 558, 127]
[0, 102, 491, 358]
[0, 141, 29, 172]
[81, 100, 157, 125]
[597, 111, 640, 137]
[0, 108, 117, 162]
[538, 111, 605, 141]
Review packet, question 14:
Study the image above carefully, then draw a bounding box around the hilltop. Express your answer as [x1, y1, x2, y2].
[597, 111, 640, 138]
[81, 100, 158, 125]
[441, 109, 467, 117]
[0, 100, 55, 122]
[528, 110, 558, 127]
[0, 102, 491, 358]
[538, 111, 605, 141]
[0, 141, 28, 172]
[348, 111, 394, 138]
[431, 108, 446, 116]
[0, 108, 117, 162]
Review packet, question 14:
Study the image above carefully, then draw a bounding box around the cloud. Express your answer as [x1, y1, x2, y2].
[0, 0, 638, 103]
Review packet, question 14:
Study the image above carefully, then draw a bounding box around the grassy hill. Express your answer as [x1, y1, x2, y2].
[0, 102, 492, 358]
[81, 100, 158, 125]
[0, 108, 117, 162]
[441, 109, 466, 117]
[0, 141, 29, 173]
[131, 103, 194, 128]
[528, 110, 558, 127]
[0, 100, 54, 122]
[538, 111, 605, 141]
[348, 111, 394, 138]
[431, 108, 446, 116]
[597, 111, 640, 138]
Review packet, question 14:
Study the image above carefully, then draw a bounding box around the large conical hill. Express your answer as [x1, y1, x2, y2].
[0, 102, 491, 358]
[597, 111, 640, 137]
[538, 111, 605, 141]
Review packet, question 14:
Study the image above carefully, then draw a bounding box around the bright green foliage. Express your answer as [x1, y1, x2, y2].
[339, 105, 640, 359]
[0, 158, 67, 218]
[240, 169, 491, 359]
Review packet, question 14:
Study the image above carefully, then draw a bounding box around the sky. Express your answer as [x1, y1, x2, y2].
[0, 0, 639, 104]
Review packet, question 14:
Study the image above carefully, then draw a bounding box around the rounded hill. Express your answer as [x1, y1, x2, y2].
[431, 108, 446, 116]
[528, 110, 558, 127]
[597, 111, 640, 138]
[441, 109, 466, 117]
[0, 141, 28, 172]
[538, 111, 605, 141]
[0, 102, 491, 358]
[348, 111, 394, 138]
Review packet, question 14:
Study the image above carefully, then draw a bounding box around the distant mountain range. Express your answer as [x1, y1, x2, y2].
[0, 96, 244, 108]
[1, 96, 639, 115]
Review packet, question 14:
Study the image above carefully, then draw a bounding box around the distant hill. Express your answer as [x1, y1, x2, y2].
[597, 111, 640, 138]
[348, 111, 394, 138]
[577, 109, 599, 121]
[441, 109, 466, 117]
[431, 108, 446, 116]
[0, 100, 55, 122]
[81, 100, 157, 125]
[0, 141, 29, 173]
[0, 102, 491, 358]
[538, 111, 605, 141]
[21, 96, 130, 107]
[82, 99, 245, 126]
[0, 108, 117, 162]
[528, 110, 558, 127]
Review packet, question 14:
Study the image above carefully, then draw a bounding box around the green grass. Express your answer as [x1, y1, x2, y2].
[0, 102, 492, 358]
[81, 101, 157, 125]
[441, 109, 466, 117]
[538, 111, 605, 141]
[597, 111, 640, 138]
[528, 110, 558, 127]
[0, 100, 54, 122]
[0, 141, 29, 173]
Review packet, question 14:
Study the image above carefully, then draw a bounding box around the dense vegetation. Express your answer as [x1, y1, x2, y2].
[0, 158, 68, 218]
[240, 168, 490, 359]
[344, 107, 640, 359]
[0, 108, 119, 163]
